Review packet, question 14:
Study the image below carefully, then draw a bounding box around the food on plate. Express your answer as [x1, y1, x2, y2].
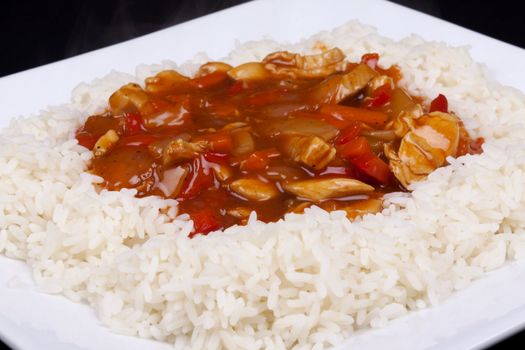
[75, 50, 482, 235]
[2, 21, 525, 350]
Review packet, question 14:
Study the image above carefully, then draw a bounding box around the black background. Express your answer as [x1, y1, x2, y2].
[1, 0, 524, 348]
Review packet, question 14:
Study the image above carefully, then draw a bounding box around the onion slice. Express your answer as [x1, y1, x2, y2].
[157, 166, 188, 197]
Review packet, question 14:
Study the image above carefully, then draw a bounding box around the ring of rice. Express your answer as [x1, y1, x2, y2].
[1, 21, 525, 349]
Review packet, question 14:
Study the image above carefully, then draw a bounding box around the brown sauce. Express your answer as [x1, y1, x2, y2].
[75, 49, 482, 236]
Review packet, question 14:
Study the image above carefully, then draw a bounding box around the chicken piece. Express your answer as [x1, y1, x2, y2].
[384, 111, 460, 187]
[197, 62, 233, 76]
[391, 108, 423, 138]
[281, 135, 336, 170]
[93, 129, 119, 157]
[161, 139, 209, 166]
[384, 144, 425, 188]
[109, 83, 152, 115]
[263, 48, 346, 78]
[232, 130, 255, 156]
[148, 135, 191, 159]
[388, 88, 423, 137]
[228, 62, 270, 81]
[366, 75, 394, 95]
[340, 63, 379, 98]
[386, 99, 423, 139]
[91, 147, 157, 195]
[212, 164, 233, 182]
[310, 63, 378, 104]
[142, 98, 192, 130]
[283, 178, 374, 201]
[145, 70, 189, 94]
[229, 178, 279, 201]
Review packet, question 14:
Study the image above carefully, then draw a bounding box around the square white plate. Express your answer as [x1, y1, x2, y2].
[1, 0, 525, 349]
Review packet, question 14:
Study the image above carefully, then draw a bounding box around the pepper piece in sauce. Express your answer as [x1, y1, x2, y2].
[76, 49, 483, 236]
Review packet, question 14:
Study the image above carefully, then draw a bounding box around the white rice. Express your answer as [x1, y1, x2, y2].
[2, 21, 525, 349]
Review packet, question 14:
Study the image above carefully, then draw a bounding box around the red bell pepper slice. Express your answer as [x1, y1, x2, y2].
[178, 156, 215, 200]
[207, 133, 234, 153]
[75, 132, 97, 149]
[246, 88, 288, 106]
[228, 80, 245, 95]
[124, 113, 144, 136]
[240, 148, 281, 171]
[361, 53, 380, 69]
[364, 84, 392, 108]
[203, 151, 229, 164]
[350, 153, 392, 185]
[193, 132, 233, 153]
[429, 94, 448, 113]
[337, 137, 372, 159]
[335, 122, 361, 145]
[189, 208, 223, 236]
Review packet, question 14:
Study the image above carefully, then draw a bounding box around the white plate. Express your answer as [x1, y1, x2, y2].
[1, 0, 525, 349]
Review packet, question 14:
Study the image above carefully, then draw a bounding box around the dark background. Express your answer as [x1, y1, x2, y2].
[0, 0, 523, 348]
[2, 0, 525, 77]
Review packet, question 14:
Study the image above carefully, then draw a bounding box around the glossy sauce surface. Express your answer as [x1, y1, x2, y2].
[76, 50, 483, 235]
